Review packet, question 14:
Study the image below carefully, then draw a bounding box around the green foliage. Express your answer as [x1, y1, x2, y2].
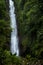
[0, 0, 11, 65]
[0, 0, 43, 65]
[14, 0, 43, 59]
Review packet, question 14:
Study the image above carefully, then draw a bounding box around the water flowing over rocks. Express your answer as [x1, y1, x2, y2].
[9, 0, 19, 56]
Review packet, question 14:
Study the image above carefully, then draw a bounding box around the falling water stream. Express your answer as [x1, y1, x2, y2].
[9, 0, 19, 56]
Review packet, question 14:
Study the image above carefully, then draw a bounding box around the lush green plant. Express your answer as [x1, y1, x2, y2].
[0, 0, 43, 65]
[14, 0, 43, 59]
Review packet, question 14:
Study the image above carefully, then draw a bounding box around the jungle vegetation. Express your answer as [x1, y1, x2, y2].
[0, 0, 43, 65]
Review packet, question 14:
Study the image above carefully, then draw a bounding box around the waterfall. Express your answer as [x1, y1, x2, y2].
[9, 0, 19, 56]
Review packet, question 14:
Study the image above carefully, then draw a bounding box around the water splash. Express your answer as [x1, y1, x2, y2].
[9, 0, 19, 56]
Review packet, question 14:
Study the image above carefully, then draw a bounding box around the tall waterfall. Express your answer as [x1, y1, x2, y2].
[9, 0, 19, 56]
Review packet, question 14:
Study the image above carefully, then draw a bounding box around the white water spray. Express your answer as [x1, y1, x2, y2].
[9, 0, 19, 56]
